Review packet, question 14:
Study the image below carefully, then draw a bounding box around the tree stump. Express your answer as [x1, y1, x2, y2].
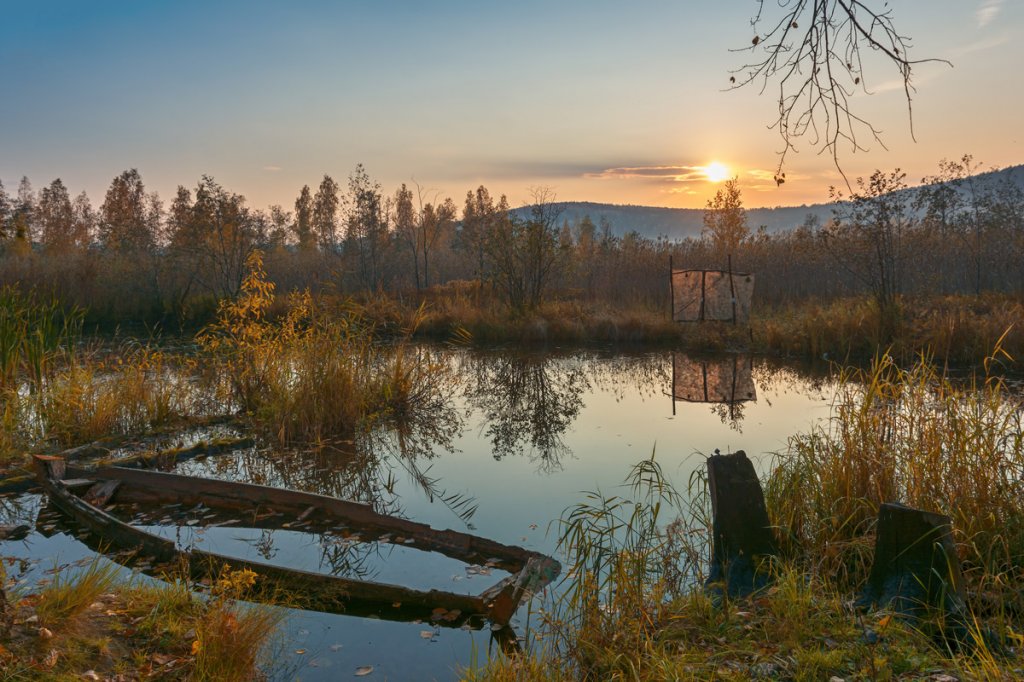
[706, 450, 778, 597]
[858, 503, 967, 622]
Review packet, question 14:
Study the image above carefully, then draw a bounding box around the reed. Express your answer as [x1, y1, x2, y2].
[33, 343, 200, 449]
[0, 286, 82, 390]
[764, 346, 1024, 600]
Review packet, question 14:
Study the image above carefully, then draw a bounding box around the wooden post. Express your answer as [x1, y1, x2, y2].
[699, 270, 706, 321]
[670, 351, 677, 416]
[706, 450, 777, 597]
[728, 254, 737, 325]
[858, 503, 967, 619]
[669, 256, 675, 322]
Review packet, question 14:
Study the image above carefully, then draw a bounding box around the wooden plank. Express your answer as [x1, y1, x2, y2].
[83, 480, 121, 507]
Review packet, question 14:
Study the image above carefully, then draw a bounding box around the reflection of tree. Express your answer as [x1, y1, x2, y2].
[173, 388, 477, 528]
[465, 352, 587, 472]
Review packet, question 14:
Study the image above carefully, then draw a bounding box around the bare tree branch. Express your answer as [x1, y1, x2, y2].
[729, 0, 951, 186]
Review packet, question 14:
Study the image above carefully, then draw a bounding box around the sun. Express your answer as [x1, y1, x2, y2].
[703, 161, 731, 183]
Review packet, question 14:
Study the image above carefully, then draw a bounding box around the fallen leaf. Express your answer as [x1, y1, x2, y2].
[420, 630, 434, 639]
[191, 640, 201, 655]
[355, 665, 373, 676]
[38, 627, 54, 640]
[878, 615, 892, 628]
[42, 648, 59, 668]
[82, 671, 101, 681]
[295, 649, 307, 654]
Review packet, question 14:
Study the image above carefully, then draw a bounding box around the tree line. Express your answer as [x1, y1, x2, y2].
[0, 157, 1022, 327]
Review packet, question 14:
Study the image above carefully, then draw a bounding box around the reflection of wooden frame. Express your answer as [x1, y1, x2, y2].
[669, 256, 754, 325]
[34, 455, 560, 634]
[670, 353, 756, 416]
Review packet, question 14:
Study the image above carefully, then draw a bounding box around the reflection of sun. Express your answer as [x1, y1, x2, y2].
[703, 161, 730, 182]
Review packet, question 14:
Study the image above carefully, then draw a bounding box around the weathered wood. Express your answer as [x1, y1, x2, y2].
[33, 455, 560, 629]
[706, 450, 777, 597]
[61, 462, 530, 570]
[84, 480, 121, 507]
[858, 503, 967, 619]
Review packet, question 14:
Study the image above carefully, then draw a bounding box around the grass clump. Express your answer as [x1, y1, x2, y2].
[199, 251, 456, 445]
[3, 563, 282, 680]
[33, 557, 120, 629]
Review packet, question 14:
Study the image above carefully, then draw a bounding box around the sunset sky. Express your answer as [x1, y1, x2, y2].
[1, 1, 1020, 211]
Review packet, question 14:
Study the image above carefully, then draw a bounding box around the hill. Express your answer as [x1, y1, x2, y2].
[512, 164, 1024, 241]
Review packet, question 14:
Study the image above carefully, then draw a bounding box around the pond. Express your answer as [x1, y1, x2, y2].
[0, 346, 837, 680]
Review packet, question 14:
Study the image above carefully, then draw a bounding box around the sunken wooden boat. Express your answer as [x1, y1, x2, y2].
[33, 455, 560, 630]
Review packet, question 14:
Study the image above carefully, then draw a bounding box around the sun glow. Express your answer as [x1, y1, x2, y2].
[703, 161, 730, 182]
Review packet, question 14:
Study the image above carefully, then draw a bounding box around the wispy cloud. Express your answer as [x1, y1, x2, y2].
[585, 165, 709, 183]
[977, 0, 1003, 28]
[951, 32, 1010, 57]
[262, 165, 283, 172]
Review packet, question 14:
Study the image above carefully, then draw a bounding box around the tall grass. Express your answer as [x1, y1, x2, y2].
[34, 557, 120, 628]
[32, 344, 202, 449]
[0, 286, 82, 390]
[199, 251, 457, 445]
[764, 347, 1024, 598]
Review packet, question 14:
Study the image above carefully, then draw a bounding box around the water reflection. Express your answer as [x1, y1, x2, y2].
[671, 353, 757, 430]
[2, 345, 845, 682]
[463, 352, 587, 473]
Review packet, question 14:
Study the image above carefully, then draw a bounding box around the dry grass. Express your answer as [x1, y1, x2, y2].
[754, 294, 1024, 364]
[33, 557, 120, 629]
[2, 565, 282, 680]
[199, 252, 458, 445]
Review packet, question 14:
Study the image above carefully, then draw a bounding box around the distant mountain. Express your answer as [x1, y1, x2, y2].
[511, 164, 1024, 241]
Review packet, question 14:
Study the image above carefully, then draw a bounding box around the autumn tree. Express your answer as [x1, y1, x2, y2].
[37, 178, 88, 251]
[702, 178, 749, 257]
[345, 164, 389, 291]
[99, 169, 157, 253]
[485, 187, 566, 311]
[312, 174, 341, 253]
[823, 168, 913, 339]
[292, 184, 315, 252]
[461, 186, 502, 283]
[0, 181, 11, 243]
[190, 176, 258, 298]
[393, 183, 419, 288]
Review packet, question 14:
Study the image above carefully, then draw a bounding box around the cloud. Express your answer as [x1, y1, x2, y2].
[977, 0, 1002, 28]
[262, 165, 283, 172]
[951, 32, 1010, 57]
[585, 165, 709, 183]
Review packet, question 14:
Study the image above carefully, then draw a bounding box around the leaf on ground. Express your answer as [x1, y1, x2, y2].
[355, 665, 373, 676]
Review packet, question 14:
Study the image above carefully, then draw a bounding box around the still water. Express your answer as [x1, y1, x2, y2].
[0, 347, 836, 681]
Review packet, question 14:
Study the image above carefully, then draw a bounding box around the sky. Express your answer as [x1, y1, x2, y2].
[1, 0, 1021, 211]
